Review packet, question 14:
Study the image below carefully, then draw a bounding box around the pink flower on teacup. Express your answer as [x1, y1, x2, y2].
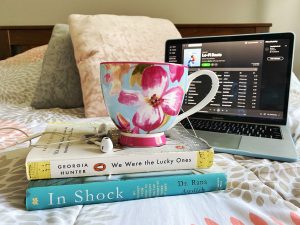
[115, 113, 139, 133]
[118, 66, 184, 132]
[169, 64, 185, 82]
[104, 73, 112, 83]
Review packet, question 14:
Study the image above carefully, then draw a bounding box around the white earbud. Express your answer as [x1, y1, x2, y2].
[100, 137, 114, 153]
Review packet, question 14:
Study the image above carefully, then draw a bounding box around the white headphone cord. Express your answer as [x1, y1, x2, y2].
[0, 127, 32, 149]
[0, 127, 87, 149]
[179, 107, 211, 147]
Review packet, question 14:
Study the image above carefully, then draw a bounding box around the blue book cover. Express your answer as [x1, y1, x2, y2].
[26, 169, 227, 210]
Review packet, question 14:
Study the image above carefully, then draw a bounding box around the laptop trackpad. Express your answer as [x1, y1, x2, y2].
[195, 130, 241, 149]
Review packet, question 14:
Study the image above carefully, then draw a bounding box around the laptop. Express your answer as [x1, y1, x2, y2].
[165, 32, 298, 162]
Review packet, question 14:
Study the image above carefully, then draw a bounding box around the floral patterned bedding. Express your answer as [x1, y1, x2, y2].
[1, 50, 300, 224]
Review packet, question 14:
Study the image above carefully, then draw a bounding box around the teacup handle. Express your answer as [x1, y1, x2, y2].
[169, 69, 219, 128]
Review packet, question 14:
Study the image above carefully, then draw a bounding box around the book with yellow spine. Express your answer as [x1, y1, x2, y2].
[25, 121, 214, 180]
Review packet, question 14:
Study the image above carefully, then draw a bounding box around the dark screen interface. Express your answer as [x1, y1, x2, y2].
[166, 38, 291, 120]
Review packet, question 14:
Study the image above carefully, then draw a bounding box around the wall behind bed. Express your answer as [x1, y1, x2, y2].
[257, 0, 300, 78]
[0, 0, 299, 77]
[0, 0, 259, 24]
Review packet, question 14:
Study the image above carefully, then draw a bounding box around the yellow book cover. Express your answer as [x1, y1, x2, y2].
[25, 121, 214, 180]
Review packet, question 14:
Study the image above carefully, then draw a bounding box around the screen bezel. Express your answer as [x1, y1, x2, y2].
[165, 32, 294, 125]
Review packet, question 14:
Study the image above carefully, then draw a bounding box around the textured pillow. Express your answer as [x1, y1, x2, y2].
[0, 45, 47, 105]
[69, 14, 181, 117]
[31, 24, 83, 109]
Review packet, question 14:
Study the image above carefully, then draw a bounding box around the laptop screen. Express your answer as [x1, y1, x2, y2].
[165, 33, 294, 125]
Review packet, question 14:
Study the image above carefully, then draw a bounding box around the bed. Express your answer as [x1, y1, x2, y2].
[1, 19, 300, 225]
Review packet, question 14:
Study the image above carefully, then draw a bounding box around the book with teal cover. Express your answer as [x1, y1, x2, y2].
[26, 168, 227, 210]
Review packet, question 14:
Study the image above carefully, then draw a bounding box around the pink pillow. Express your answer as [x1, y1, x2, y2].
[69, 14, 181, 117]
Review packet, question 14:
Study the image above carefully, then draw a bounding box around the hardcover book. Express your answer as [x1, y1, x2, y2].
[25, 121, 214, 180]
[26, 167, 227, 210]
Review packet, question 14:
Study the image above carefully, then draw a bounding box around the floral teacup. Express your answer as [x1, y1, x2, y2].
[100, 62, 219, 147]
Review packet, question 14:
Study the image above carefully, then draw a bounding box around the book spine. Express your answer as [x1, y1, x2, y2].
[26, 172, 226, 210]
[26, 148, 214, 180]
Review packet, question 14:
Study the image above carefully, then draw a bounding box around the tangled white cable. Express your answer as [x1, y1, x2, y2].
[0, 123, 114, 153]
[0, 127, 32, 149]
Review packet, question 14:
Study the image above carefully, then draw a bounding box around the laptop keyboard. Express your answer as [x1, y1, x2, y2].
[181, 119, 283, 139]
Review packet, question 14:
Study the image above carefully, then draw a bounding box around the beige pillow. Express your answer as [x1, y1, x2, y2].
[69, 14, 181, 117]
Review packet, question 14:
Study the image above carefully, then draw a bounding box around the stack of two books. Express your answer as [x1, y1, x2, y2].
[25, 121, 227, 211]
